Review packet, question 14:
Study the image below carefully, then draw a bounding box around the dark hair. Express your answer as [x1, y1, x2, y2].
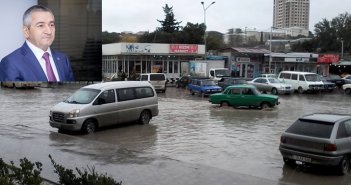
[23, 5, 54, 26]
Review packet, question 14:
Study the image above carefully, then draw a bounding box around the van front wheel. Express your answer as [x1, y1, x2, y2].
[298, 87, 304, 94]
[139, 111, 151, 124]
[82, 119, 97, 134]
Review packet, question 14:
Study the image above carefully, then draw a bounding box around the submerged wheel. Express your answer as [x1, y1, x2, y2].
[139, 110, 151, 124]
[345, 88, 351, 95]
[190, 90, 195, 95]
[82, 119, 97, 134]
[271, 88, 278, 95]
[337, 156, 350, 175]
[298, 87, 304, 94]
[260, 102, 271, 110]
[220, 101, 230, 107]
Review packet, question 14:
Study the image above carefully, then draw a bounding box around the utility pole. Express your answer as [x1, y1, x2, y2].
[201, 1, 215, 58]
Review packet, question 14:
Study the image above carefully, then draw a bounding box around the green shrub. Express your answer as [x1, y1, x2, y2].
[49, 155, 122, 185]
[0, 156, 122, 185]
[0, 158, 42, 185]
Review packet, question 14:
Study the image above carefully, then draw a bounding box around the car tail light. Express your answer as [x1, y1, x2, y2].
[324, 144, 337, 151]
[280, 136, 286, 144]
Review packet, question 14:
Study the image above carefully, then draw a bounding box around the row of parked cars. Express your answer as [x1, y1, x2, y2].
[176, 71, 351, 95]
[174, 71, 351, 110]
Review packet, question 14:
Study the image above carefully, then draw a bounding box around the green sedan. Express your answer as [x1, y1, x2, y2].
[209, 85, 280, 109]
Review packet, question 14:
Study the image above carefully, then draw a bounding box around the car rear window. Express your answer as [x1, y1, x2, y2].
[286, 119, 335, 138]
[150, 74, 165, 81]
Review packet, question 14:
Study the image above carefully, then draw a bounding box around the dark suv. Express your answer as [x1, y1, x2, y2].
[217, 77, 248, 90]
[279, 113, 351, 175]
[175, 76, 209, 88]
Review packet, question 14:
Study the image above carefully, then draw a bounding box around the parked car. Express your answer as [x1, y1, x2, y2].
[324, 74, 346, 88]
[278, 71, 324, 93]
[217, 77, 248, 90]
[187, 79, 222, 96]
[260, 74, 277, 78]
[279, 113, 351, 175]
[319, 75, 336, 92]
[175, 76, 209, 88]
[1, 81, 41, 89]
[139, 73, 167, 93]
[343, 84, 351, 94]
[249, 77, 293, 95]
[209, 85, 279, 109]
[49, 81, 159, 134]
[342, 75, 351, 84]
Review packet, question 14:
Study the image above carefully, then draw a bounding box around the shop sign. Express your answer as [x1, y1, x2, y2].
[170, 44, 198, 53]
[285, 58, 309, 62]
[236, 57, 250, 62]
[124, 43, 151, 53]
[317, 54, 340, 64]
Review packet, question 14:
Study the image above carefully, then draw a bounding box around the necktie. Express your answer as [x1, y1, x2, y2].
[42, 52, 57, 82]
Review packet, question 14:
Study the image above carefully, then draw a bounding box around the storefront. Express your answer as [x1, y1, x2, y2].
[264, 53, 319, 75]
[102, 43, 205, 81]
[220, 48, 270, 79]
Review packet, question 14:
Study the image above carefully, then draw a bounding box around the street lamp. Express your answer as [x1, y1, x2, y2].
[269, 26, 285, 74]
[201, 1, 215, 57]
[269, 26, 273, 74]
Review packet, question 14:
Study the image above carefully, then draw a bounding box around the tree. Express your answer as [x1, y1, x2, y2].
[180, 22, 205, 44]
[157, 4, 182, 33]
[206, 31, 224, 51]
[102, 31, 121, 44]
[291, 12, 351, 55]
[314, 12, 351, 54]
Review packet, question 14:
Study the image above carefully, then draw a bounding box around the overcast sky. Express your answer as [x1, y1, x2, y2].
[103, 0, 350, 33]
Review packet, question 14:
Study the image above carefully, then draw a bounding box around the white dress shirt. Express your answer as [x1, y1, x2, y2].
[26, 40, 60, 81]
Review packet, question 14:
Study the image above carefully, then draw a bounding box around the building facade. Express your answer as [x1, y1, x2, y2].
[273, 0, 310, 30]
[102, 43, 205, 81]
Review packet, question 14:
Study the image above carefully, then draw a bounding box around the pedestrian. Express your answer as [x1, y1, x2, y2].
[0, 5, 74, 82]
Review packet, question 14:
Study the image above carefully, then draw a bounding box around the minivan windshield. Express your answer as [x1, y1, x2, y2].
[65, 88, 101, 104]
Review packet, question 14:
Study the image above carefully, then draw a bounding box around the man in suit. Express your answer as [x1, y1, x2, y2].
[0, 5, 74, 82]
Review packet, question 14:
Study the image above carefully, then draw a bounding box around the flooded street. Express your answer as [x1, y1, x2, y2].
[0, 84, 351, 185]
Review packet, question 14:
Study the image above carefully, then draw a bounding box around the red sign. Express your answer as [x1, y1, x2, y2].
[317, 54, 340, 64]
[170, 44, 198, 54]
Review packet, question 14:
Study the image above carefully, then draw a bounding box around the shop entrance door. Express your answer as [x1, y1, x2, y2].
[240, 63, 254, 78]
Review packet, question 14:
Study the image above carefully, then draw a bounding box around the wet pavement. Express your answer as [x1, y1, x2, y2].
[0, 84, 351, 185]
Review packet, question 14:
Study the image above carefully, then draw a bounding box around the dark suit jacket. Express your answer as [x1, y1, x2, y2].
[0, 42, 74, 81]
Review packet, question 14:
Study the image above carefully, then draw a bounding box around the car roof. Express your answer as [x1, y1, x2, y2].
[227, 84, 255, 88]
[279, 71, 316, 75]
[82, 81, 152, 90]
[300, 113, 351, 123]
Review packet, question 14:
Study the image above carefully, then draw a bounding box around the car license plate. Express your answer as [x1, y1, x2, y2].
[292, 155, 311, 163]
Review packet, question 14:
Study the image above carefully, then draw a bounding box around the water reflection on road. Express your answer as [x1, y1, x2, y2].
[0, 85, 351, 185]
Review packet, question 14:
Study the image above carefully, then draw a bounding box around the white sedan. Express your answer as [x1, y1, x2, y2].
[249, 77, 294, 95]
[342, 83, 351, 94]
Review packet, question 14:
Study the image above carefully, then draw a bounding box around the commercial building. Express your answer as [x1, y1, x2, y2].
[273, 0, 310, 30]
[102, 43, 205, 81]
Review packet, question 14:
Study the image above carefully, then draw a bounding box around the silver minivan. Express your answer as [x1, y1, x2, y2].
[139, 73, 167, 93]
[49, 81, 159, 134]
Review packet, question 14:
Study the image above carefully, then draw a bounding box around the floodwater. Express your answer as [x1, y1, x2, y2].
[0, 84, 350, 185]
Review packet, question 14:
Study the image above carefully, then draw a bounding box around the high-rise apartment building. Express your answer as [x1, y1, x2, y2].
[273, 0, 310, 30]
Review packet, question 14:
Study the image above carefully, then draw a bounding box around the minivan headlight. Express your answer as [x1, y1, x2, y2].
[68, 109, 80, 118]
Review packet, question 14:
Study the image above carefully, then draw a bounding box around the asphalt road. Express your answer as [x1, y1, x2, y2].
[0, 84, 350, 185]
